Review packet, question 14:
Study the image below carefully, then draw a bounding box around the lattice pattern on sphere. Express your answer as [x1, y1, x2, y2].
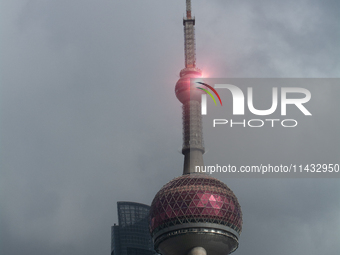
[149, 174, 242, 236]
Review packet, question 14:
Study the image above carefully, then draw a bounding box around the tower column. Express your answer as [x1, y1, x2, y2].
[188, 247, 207, 255]
[182, 100, 205, 174]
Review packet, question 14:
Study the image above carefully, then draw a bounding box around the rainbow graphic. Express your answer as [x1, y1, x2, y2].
[196, 82, 222, 106]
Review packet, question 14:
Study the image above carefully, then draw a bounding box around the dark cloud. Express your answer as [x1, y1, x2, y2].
[1, 0, 339, 255]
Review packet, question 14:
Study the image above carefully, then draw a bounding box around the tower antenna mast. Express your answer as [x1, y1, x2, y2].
[182, 0, 200, 75]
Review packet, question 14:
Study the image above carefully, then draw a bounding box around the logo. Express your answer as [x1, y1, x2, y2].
[196, 82, 222, 115]
[197, 82, 312, 128]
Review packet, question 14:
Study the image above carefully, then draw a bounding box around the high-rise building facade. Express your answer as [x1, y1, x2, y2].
[149, 1, 243, 255]
[112, 202, 156, 255]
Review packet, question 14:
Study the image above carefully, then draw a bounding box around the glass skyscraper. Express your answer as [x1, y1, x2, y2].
[111, 201, 156, 255]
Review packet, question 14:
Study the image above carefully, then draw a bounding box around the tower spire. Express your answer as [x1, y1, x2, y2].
[182, 0, 198, 72]
[186, 0, 192, 19]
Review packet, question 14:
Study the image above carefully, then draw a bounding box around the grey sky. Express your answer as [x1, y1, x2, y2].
[1, 0, 339, 255]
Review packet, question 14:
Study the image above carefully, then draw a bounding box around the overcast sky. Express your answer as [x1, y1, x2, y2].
[1, 0, 339, 255]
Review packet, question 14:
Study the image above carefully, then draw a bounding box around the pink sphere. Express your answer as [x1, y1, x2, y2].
[175, 73, 205, 104]
[149, 174, 242, 238]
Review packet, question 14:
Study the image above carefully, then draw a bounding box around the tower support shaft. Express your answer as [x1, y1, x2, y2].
[182, 101, 204, 152]
[182, 101, 204, 174]
[188, 247, 207, 255]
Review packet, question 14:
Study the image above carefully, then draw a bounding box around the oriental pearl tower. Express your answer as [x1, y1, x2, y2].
[149, 1, 242, 255]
